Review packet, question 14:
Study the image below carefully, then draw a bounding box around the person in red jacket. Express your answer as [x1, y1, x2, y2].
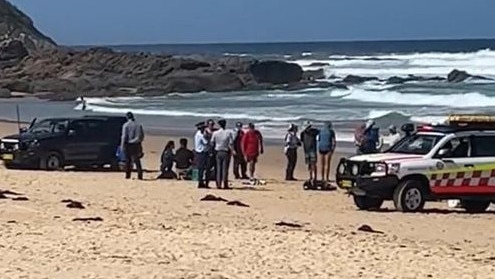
[241, 123, 264, 182]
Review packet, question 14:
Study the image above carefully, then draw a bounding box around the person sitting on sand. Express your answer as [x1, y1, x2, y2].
[317, 121, 336, 182]
[233, 122, 248, 180]
[158, 140, 177, 179]
[174, 138, 195, 180]
[300, 121, 320, 182]
[241, 123, 264, 184]
[284, 124, 301, 181]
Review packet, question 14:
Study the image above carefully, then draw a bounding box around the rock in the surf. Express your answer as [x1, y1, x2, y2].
[447, 69, 471, 83]
[249, 60, 303, 84]
[342, 74, 379, 84]
[0, 87, 11, 98]
[302, 69, 326, 80]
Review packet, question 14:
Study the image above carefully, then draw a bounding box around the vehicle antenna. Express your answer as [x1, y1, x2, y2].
[16, 104, 21, 133]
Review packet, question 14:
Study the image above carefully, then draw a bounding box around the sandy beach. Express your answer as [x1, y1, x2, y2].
[1, 121, 495, 279]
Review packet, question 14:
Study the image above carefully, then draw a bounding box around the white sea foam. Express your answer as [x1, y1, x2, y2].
[296, 49, 495, 79]
[340, 88, 495, 108]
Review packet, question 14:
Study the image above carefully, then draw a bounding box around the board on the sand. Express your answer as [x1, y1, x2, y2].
[303, 180, 337, 191]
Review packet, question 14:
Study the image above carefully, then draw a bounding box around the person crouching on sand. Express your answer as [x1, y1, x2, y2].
[317, 121, 336, 182]
[242, 123, 264, 184]
[158, 140, 177, 179]
[300, 121, 319, 182]
[284, 124, 301, 181]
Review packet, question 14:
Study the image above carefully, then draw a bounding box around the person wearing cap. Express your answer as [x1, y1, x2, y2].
[233, 122, 248, 180]
[300, 121, 320, 182]
[284, 124, 301, 181]
[317, 121, 336, 182]
[121, 112, 145, 180]
[387, 125, 402, 146]
[241, 123, 264, 182]
[211, 119, 235, 189]
[194, 121, 210, 188]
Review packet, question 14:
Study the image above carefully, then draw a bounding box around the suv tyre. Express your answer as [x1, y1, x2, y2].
[393, 179, 426, 212]
[460, 200, 490, 213]
[353, 195, 384, 210]
[40, 152, 63, 171]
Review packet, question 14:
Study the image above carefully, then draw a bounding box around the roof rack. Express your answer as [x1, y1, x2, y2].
[446, 114, 495, 130]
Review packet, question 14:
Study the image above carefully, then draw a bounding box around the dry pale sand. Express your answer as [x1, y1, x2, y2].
[1, 121, 495, 279]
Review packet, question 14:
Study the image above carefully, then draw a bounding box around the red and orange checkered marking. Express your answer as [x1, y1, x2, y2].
[430, 169, 495, 188]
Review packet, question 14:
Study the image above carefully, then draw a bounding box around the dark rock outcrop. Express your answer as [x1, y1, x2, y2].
[447, 69, 491, 83]
[386, 75, 445, 84]
[0, 0, 56, 50]
[447, 69, 470, 83]
[308, 62, 330, 67]
[0, 87, 10, 97]
[343, 75, 379, 84]
[249, 61, 303, 84]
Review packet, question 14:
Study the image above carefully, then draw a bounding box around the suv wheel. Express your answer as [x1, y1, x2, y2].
[460, 200, 490, 213]
[40, 152, 63, 171]
[393, 179, 426, 212]
[353, 195, 384, 210]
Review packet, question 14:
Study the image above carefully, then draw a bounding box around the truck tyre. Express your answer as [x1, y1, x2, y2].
[353, 195, 384, 210]
[40, 152, 63, 171]
[393, 179, 426, 212]
[460, 200, 490, 213]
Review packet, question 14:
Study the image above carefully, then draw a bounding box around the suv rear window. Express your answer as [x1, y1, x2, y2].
[472, 136, 495, 157]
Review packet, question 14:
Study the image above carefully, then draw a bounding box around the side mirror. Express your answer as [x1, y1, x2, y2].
[437, 148, 450, 157]
[67, 129, 76, 136]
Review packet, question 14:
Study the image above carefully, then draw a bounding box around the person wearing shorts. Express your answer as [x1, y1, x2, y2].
[300, 121, 319, 182]
[317, 121, 336, 182]
[241, 123, 264, 182]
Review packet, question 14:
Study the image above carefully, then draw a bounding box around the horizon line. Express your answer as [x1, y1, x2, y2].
[68, 36, 495, 48]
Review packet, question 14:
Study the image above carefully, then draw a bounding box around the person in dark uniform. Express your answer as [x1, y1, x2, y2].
[121, 112, 144, 180]
[233, 122, 248, 179]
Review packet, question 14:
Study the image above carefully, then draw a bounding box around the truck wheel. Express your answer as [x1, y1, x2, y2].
[40, 152, 63, 171]
[393, 179, 426, 212]
[460, 200, 490, 213]
[353, 195, 384, 210]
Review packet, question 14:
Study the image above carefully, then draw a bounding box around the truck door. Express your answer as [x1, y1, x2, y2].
[429, 136, 474, 195]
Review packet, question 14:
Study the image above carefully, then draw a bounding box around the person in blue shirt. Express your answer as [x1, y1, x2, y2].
[317, 121, 336, 182]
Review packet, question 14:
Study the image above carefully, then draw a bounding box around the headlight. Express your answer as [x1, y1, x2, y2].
[0, 142, 4, 150]
[351, 165, 359, 175]
[388, 163, 401, 174]
[338, 164, 345, 175]
[375, 163, 387, 173]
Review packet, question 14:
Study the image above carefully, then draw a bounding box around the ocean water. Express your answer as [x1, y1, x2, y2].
[75, 39, 495, 142]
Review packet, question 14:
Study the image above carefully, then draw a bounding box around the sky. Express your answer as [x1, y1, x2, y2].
[9, 0, 495, 45]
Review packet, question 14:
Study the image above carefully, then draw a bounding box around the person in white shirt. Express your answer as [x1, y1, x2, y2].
[194, 122, 210, 189]
[387, 125, 402, 147]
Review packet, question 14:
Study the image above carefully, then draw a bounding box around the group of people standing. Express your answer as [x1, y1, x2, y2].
[354, 120, 402, 154]
[194, 120, 264, 189]
[284, 121, 336, 184]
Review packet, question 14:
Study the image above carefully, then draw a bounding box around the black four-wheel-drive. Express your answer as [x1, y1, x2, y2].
[0, 115, 126, 170]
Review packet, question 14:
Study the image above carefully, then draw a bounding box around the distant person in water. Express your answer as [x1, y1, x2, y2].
[158, 140, 177, 179]
[300, 121, 319, 182]
[284, 124, 301, 181]
[211, 119, 234, 189]
[78, 96, 87, 111]
[317, 121, 336, 182]
[242, 123, 264, 183]
[233, 122, 248, 180]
